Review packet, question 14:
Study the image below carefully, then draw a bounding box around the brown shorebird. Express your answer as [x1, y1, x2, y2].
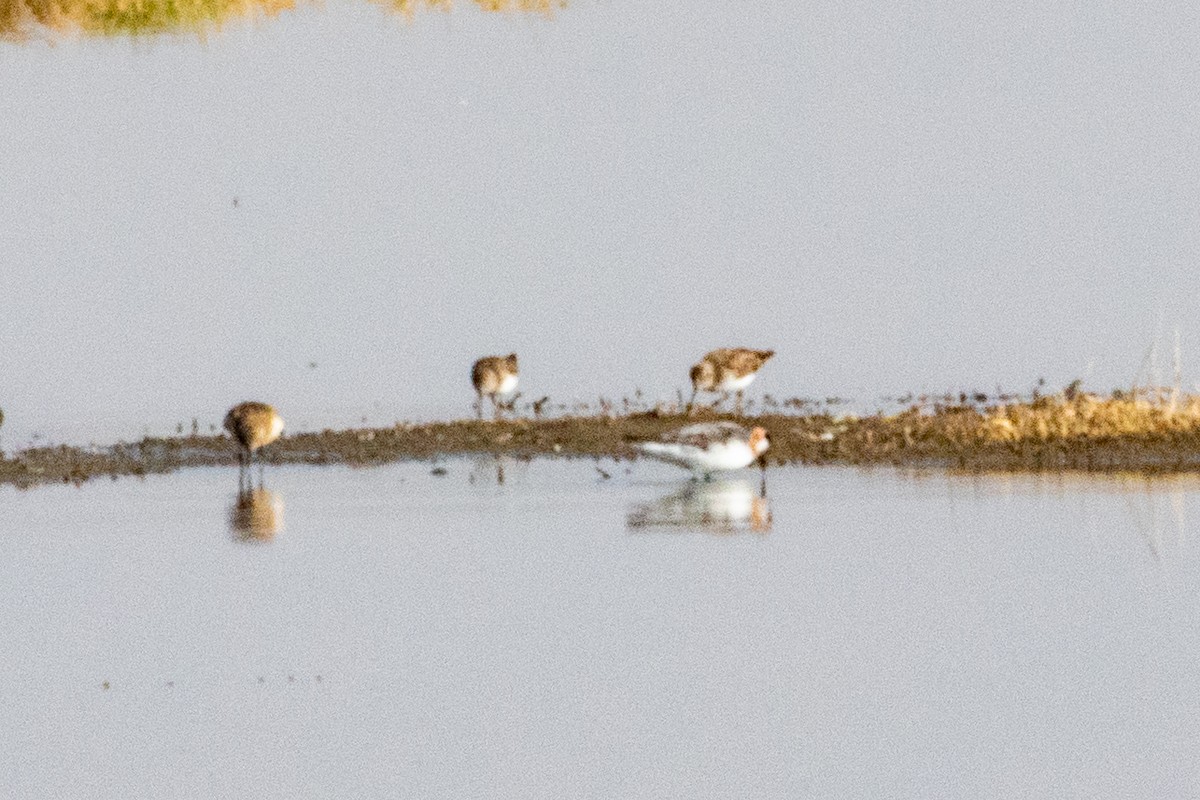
[471, 353, 519, 419]
[224, 401, 284, 483]
[687, 348, 775, 414]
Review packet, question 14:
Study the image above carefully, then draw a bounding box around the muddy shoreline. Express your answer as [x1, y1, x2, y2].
[6, 405, 1200, 489]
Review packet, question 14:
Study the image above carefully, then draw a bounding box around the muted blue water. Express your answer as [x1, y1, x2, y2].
[4, 1, 1200, 448]
[1, 461, 1197, 797]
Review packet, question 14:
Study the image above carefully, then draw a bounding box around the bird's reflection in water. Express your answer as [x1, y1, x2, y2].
[228, 487, 284, 542]
[627, 479, 772, 535]
[466, 454, 528, 487]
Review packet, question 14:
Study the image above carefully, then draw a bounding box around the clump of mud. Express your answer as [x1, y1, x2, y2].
[7, 394, 1200, 489]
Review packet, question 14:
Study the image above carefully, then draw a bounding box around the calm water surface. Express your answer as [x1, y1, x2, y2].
[2, 461, 1199, 797]
[5, 2, 1200, 446]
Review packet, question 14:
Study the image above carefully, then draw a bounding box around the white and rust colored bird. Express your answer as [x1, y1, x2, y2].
[687, 348, 775, 414]
[224, 401, 284, 474]
[471, 353, 519, 419]
[635, 422, 771, 478]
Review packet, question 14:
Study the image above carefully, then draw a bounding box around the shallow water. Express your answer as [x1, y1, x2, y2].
[2, 461, 1199, 797]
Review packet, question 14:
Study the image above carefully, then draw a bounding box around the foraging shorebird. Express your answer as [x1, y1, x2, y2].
[471, 353, 519, 419]
[635, 422, 770, 479]
[687, 348, 775, 414]
[224, 402, 284, 480]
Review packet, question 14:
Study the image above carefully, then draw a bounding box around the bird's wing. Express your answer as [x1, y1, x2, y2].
[634, 441, 695, 468]
[226, 414, 256, 445]
[659, 422, 745, 449]
[728, 348, 772, 373]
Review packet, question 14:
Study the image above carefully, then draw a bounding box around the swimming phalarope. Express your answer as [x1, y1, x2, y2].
[224, 401, 284, 485]
[687, 348, 775, 414]
[471, 353, 520, 419]
[635, 422, 770, 478]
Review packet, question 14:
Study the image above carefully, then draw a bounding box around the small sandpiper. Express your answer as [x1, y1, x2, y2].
[687, 348, 775, 414]
[224, 401, 284, 483]
[635, 421, 771, 479]
[471, 353, 519, 419]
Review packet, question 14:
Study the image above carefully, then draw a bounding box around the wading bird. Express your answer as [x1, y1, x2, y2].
[224, 401, 284, 485]
[471, 353, 519, 419]
[635, 421, 770, 480]
[687, 348, 775, 414]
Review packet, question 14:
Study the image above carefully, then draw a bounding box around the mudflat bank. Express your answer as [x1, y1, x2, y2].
[6, 393, 1200, 489]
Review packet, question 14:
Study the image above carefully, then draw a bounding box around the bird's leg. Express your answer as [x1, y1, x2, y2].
[684, 388, 698, 416]
[237, 449, 248, 493]
[474, 393, 483, 420]
[736, 390, 746, 417]
[758, 454, 768, 498]
[491, 394, 501, 421]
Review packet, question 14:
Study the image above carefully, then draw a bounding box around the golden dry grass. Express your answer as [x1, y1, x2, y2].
[471, 0, 564, 11]
[981, 393, 1200, 443]
[835, 390, 1200, 459]
[381, 0, 564, 14]
[808, 389, 1200, 472]
[1, 0, 564, 38]
[2, 0, 300, 38]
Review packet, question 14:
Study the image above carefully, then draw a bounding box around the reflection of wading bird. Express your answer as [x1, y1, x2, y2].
[635, 422, 771, 480]
[224, 401, 284, 485]
[687, 348, 775, 414]
[229, 487, 284, 542]
[627, 479, 772, 534]
[471, 353, 519, 419]
[467, 453, 526, 486]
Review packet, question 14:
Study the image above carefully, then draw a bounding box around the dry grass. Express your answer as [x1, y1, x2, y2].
[2, 0, 300, 38]
[816, 388, 1200, 472]
[1, 0, 563, 38]
[381, 0, 563, 13]
[471, 0, 564, 11]
[982, 393, 1200, 443]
